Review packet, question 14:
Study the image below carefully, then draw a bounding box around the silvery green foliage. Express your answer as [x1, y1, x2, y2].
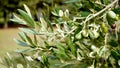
[1, 0, 120, 68]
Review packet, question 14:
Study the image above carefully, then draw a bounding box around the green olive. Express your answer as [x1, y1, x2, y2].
[107, 11, 117, 26]
[89, 30, 99, 39]
[115, 15, 119, 21]
[107, 11, 116, 19]
[101, 23, 108, 33]
[93, 31, 99, 39]
[75, 32, 82, 39]
[82, 29, 88, 37]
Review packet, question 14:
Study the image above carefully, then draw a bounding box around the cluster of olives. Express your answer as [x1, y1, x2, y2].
[107, 10, 119, 47]
[75, 28, 100, 40]
[75, 10, 119, 47]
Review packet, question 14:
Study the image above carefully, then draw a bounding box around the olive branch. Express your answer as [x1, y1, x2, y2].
[60, 0, 118, 41]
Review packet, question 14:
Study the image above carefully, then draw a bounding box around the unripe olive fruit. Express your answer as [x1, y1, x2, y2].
[115, 15, 119, 21]
[107, 11, 116, 19]
[101, 23, 108, 33]
[93, 31, 99, 39]
[89, 30, 99, 39]
[82, 29, 89, 37]
[75, 32, 82, 39]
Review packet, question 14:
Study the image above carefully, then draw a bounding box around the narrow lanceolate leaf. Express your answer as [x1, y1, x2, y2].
[23, 4, 32, 18]
[17, 9, 34, 27]
[65, 0, 81, 3]
[25, 34, 36, 47]
[15, 48, 33, 53]
[56, 43, 65, 51]
[18, 32, 26, 42]
[43, 15, 53, 31]
[111, 49, 120, 60]
[51, 8, 59, 16]
[68, 35, 77, 57]
[42, 54, 50, 68]
[99, 46, 105, 57]
[34, 35, 37, 45]
[55, 43, 69, 59]
[40, 17, 47, 31]
[13, 38, 29, 47]
[10, 13, 26, 25]
[19, 28, 38, 35]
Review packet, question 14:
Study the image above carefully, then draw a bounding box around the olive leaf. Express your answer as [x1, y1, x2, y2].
[10, 13, 26, 25]
[18, 32, 26, 42]
[23, 4, 32, 18]
[19, 28, 38, 35]
[13, 38, 30, 47]
[17, 9, 34, 28]
[67, 35, 77, 57]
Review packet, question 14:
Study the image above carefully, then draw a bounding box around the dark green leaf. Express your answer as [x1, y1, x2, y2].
[101, 0, 109, 5]
[111, 49, 120, 60]
[34, 35, 37, 45]
[68, 35, 77, 57]
[80, 11, 90, 17]
[42, 54, 50, 68]
[18, 9, 34, 28]
[25, 34, 36, 47]
[113, 8, 120, 14]
[74, 25, 83, 37]
[56, 43, 65, 51]
[51, 8, 59, 16]
[10, 14, 26, 25]
[44, 41, 50, 48]
[108, 39, 118, 47]
[55, 43, 69, 59]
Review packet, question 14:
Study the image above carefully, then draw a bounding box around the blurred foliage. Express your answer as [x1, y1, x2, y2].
[0, 0, 38, 28]
[1, 0, 120, 68]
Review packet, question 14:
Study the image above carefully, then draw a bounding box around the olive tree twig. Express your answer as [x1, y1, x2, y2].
[60, 0, 118, 41]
